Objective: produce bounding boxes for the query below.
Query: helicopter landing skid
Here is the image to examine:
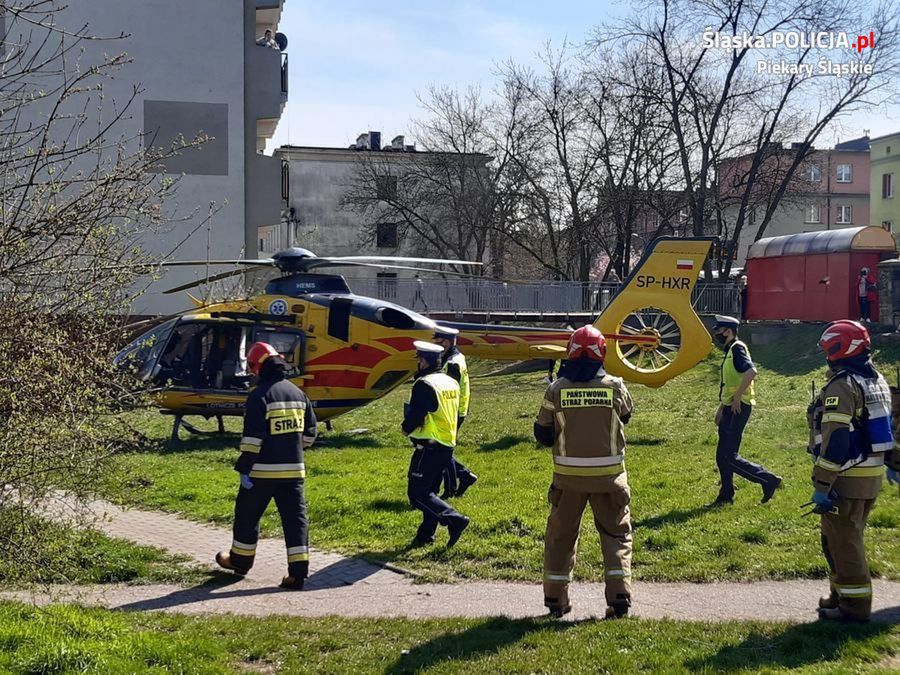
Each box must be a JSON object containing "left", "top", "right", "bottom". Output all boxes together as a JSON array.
[{"left": 164, "top": 412, "right": 227, "bottom": 447}]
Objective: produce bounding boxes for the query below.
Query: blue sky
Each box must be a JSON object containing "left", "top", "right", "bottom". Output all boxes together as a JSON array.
[{"left": 269, "top": 0, "right": 900, "bottom": 150}]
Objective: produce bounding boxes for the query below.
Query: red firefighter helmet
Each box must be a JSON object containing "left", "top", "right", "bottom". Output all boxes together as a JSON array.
[
  {"left": 247, "top": 341, "right": 280, "bottom": 375},
  {"left": 818, "top": 320, "right": 870, "bottom": 362},
  {"left": 567, "top": 325, "right": 607, "bottom": 362}
]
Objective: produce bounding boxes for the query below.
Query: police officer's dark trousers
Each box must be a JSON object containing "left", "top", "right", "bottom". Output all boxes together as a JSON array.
[
  {"left": 230, "top": 479, "right": 309, "bottom": 580},
  {"left": 408, "top": 443, "right": 465, "bottom": 540},
  {"left": 716, "top": 402, "right": 778, "bottom": 500}
]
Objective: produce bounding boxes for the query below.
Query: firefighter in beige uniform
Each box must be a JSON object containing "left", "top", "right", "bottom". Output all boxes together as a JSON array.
[
  {"left": 534, "top": 325, "right": 634, "bottom": 619},
  {"left": 809, "top": 320, "right": 897, "bottom": 621}
]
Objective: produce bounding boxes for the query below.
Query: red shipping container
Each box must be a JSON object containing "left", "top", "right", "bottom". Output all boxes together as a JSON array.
[{"left": 745, "top": 226, "right": 896, "bottom": 322}]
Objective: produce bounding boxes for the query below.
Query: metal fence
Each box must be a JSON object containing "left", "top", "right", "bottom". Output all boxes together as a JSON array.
[{"left": 344, "top": 278, "right": 740, "bottom": 316}]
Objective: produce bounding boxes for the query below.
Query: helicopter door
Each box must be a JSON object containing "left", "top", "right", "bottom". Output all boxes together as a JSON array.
[{"left": 158, "top": 322, "right": 252, "bottom": 392}]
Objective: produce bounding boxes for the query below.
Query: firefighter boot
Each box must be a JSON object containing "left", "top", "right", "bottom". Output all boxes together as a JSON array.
[
  {"left": 279, "top": 575, "right": 305, "bottom": 590},
  {"left": 818, "top": 607, "right": 870, "bottom": 623},
  {"left": 605, "top": 603, "right": 630, "bottom": 620},
  {"left": 215, "top": 551, "right": 249, "bottom": 576},
  {"left": 547, "top": 604, "right": 572, "bottom": 619},
  {"left": 818, "top": 593, "right": 839, "bottom": 610}
]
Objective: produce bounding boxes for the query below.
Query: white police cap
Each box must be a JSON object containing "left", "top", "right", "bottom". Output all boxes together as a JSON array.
[
  {"left": 714, "top": 315, "right": 740, "bottom": 329},
  {"left": 433, "top": 325, "right": 460, "bottom": 339},
  {"left": 413, "top": 340, "right": 444, "bottom": 355}
]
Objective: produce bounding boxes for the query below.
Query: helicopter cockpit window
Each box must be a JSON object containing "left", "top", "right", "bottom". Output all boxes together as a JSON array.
[
  {"left": 114, "top": 318, "right": 177, "bottom": 380},
  {"left": 252, "top": 328, "right": 303, "bottom": 372}
]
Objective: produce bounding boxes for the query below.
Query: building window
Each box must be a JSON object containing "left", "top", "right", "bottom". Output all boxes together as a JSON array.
[
  {"left": 281, "top": 160, "right": 289, "bottom": 201},
  {"left": 887, "top": 146, "right": 892, "bottom": 155},
  {"left": 836, "top": 164, "right": 853, "bottom": 183},
  {"left": 376, "top": 222, "right": 398, "bottom": 248},
  {"left": 883, "top": 221, "right": 893, "bottom": 233},
  {"left": 376, "top": 272, "right": 397, "bottom": 299},
  {"left": 746, "top": 208, "right": 756, "bottom": 226},
  {"left": 806, "top": 164, "right": 821, "bottom": 182},
  {"left": 376, "top": 174, "right": 398, "bottom": 201},
  {"left": 837, "top": 205, "right": 853, "bottom": 224},
  {"left": 804, "top": 204, "right": 821, "bottom": 224},
  {"left": 883, "top": 173, "right": 895, "bottom": 198}
]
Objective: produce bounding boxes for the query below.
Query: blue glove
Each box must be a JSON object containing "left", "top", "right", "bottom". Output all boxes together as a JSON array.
[
  {"left": 240, "top": 474, "right": 254, "bottom": 490},
  {"left": 811, "top": 490, "right": 833, "bottom": 510},
  {"left": 887, "top": 467, "right": 899, "bottom": 486}
]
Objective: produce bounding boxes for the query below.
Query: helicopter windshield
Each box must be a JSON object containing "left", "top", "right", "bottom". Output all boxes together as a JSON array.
[{"left": 114, "top": 318, "right": 178, "bottom": 381}]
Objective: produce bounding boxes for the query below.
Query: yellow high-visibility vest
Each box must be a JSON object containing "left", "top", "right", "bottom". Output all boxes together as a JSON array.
[
  {"left": 409, "top": 372, "right": 460, "bottom": 447},
  {"left": 720, "top": 339, "right": 756, "bottom": 406},
  {"left": 444, "top": 352, "right": 470, "bottom": 417}
]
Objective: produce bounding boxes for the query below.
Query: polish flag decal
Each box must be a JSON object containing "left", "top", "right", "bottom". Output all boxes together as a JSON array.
[{"left": 676, "top": 259, "right": 693, "bottom": 270}]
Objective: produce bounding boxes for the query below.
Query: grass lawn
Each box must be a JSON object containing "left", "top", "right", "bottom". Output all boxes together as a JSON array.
[
  {"left": 0, "top": 602, "right": 896, "bottom": 674},
  {"left": 112, "top": 326, "right": 900, "bottom": 583},
  {"left": 0, "top": 517, "right": 210, "bottom": 587}
]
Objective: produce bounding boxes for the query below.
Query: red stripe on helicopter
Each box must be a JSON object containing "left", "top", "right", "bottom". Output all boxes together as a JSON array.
[
  {"left": 374, "top": 337, "right": 418, "bottom": 352},
  {"left": 306, "top": 370, "right": 370, "bottom": 389},
  {"left": 306, "top": 345, "right": 389, "bottom": 368}
]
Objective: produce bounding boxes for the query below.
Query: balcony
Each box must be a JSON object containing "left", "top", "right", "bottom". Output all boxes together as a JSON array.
[{"left": 247, "top": 42, "right": 287, "bottom": 123}]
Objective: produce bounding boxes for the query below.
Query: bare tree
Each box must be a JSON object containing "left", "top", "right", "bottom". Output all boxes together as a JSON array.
[
  {"left": 340, "top": 87, "right": 497, "bottom": 274},
  {"left": 0, "top": 1, "right": 201, "bottom": 582},
  {"left": 600, "top": 0, "right": 900, "bottom": 275}
]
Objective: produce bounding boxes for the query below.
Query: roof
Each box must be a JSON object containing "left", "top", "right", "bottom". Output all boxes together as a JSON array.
[
  {"left": 833, "top": 136, "right": 870, "bottom": 151},
  {"left": 747, "top": 226, "right": 896, "bottom": 259}
]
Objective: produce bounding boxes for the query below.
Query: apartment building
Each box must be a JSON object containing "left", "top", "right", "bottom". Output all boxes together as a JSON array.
[
  {"left": 869, "top": 132, "right": 900, "bottom": 236},
  {"left": 718, "top": 137, "right": 871, "bottom": 263},
  {"left": 5, "top": 1, "right": 289, "bottom": 313}
]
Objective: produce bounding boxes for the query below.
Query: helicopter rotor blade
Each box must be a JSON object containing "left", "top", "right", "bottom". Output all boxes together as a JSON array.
[
  {"left": 311, "top": 260, "right": 480, "bottom": 277},
  {"left": 162, "top": 265, "right": 271, "bottom": 295},
  {"left": 324, "top": 256, "right": 482, "bottom": 267}
]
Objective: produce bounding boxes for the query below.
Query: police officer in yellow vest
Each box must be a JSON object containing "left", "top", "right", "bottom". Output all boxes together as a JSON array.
[
  {"left": 534, "top": 326, "right": 634, "bottom": 619},
  {"left": 402, "top": 341, "right": 470, "bottom": 548},
  {"left": 434, "top": 326, "right": 478, "bottom": 498},
  {"left": 809, "top": 320, "right": 896, "bottom": 621},
  {"left": 710, "top": 315, "right": 781, "bottom": 507}
]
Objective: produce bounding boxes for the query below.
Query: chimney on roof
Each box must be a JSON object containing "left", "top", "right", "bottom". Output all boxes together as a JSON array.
[
  {"left": 405, "top": 143, "right": 416, "bottom": 152},
  {"left": 391, "top": 135, "right": 405, "bottom": 151},
  {"left": 356, "top": 133, "right": 370, "bottom": 150},
  {"left": 369, "top": 130, "right": 381, "bottom": 151}
]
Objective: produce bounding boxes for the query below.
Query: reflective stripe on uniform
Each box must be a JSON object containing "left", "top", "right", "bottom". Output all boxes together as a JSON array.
[
  {"left": 553, "top": 455, "right": 623, "bottom": 467},
  {"left": 231, "top": 539, "right": 256, "bottom": 555},
  {"left": 822, "top": 412, "right": 853, "bottom": 425},
  {"left": 555, "top": 412, "right": 567, "bottom": 455},
  {"left": 604, "top": 568, "right": 630, "bottom": 578},
  {"left": 287, "top": 545, "right": 309, "bottom": 563},
  {"left": 815, "top": 457, "right": 843, "bottom": 471},
  {"left": 870, "top": 440, "right": 893, "bottom": 452},
  {"left": 842, "top": 466, "right": 884, "bottom": 477},
  {"left": 835, "top": 584, "right": 872, "bottom": 597},
  {"left": 541, "top": 399, "right": 555, "bottom": 411},
  {"left": 249, "top": 462, "right": 306, "bottom": 479},
  {"left": 553, "top": 463, "right": 624, "bottom": 477},
  {"left": 266, "top": 401, "right": 306, "bottom": 412},
  {"left": 240, "top": 436, "right": 262, "bottom": 453},
  {"left": 544, "top": 572, "right": 572, "bottom": 582}
]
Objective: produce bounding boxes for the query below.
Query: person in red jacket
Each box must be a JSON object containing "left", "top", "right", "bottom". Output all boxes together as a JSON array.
[{"left": 857, "top": 267, "right": 877, "bottom": 323}]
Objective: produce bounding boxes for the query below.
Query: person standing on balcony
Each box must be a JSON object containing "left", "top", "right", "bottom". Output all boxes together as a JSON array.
[{"left": 256, "top": 29, "right": 278, "bottom": 49}]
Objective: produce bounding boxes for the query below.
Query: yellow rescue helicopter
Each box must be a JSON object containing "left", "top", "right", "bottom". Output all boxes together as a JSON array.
[{"left": 116, "top": 237, "right": 714, "bottom": 440}]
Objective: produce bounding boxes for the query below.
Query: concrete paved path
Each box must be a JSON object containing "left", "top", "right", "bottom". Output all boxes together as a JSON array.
[{"left": 12, "top": 497, "right": 899, "bottom": 624}]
